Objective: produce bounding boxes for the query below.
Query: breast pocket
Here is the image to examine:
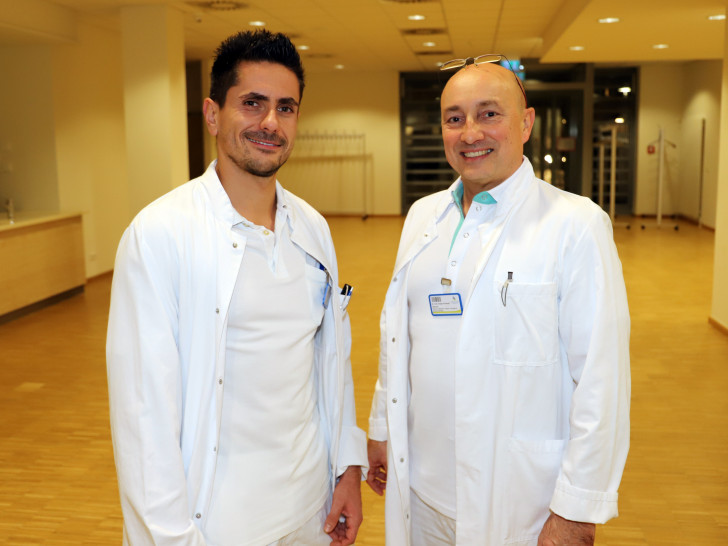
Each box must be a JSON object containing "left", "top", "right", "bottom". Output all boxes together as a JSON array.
[
  {"left": 305, "top": 263, "right": 328, "bottom": 325},
  {"left": 493, "top": 281, "right": 558, "bottom": 366}
]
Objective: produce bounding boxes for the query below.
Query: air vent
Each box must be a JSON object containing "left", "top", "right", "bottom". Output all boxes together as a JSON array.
[
  {"left": 302, "top": 53, "right": 334, "bottom": 59},
  {"left": 401, "top": 28, "right": 447, "bottom": 35},
  {"left": 188, "top": 1, "right": 247, "bottom": 11},
  {"left": 416, "top": 51, "right": 452, "bottom": 57}
]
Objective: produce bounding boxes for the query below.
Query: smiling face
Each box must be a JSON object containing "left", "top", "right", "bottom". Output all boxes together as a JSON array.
[
  {"left": 440, "top": 63, "right": 534, "bottom": 192},
  {"left": 204, "top": 61, "right": 300, "bottom": 181}
]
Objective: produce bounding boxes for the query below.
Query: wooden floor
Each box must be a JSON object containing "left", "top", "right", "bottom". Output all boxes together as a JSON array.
[{"left": 0, "top": 216, "right": 726, "bottom": 545}]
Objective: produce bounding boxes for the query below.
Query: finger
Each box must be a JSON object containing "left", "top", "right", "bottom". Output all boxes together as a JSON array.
[{"left": 323, "top": 510, "right": 342, "bottom": 534}]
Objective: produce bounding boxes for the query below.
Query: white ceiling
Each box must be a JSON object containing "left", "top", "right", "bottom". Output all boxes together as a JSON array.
[{"left": 1, "top": 0, "right": 726, "bottom": 72}]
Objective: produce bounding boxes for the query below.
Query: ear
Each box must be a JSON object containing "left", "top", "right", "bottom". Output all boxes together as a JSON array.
[
  {"left": 521, "top": 107, "right": 535, "bottom": 143},
  {"left": 202, "top": 98, "right": 220, "bottom": 137}
]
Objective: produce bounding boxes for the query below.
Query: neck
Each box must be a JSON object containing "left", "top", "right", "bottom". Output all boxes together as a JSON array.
[
  {"left": 460, "top": 180, "right": 500, "bottom": 216},
  {"left": 216, "top": 160, "right": 277, "bottom": 230}
]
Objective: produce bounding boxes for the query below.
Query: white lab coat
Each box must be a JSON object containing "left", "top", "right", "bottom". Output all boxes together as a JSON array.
[
  {"left": 369, "top": 158, "right": 631, "bottom": 545},
  {"left": 107, "top": 162, "right": 367, "bottom": 545}
]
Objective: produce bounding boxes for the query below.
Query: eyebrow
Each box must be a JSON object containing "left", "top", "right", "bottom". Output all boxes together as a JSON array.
[
  {"left": 443, "top": 99, "right": 501, "bottom": 113},
  {"left": 241, "top": 91, "right": 299, "bottom": 109}
]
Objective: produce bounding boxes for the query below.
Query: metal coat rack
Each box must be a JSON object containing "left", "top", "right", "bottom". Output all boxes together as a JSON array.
[
  {"left": 294, "top": 131, "right": 369, "bottom": 219},
  {"left": 641, "top": 127, "right": 678, "bottom": 230}
]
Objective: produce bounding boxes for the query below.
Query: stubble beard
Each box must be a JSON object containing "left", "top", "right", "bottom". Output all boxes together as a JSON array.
[
  {"left": 231, "top": 154, "right": 285, "bottom": 179},
  {"left": 231, "top": 131, "right": 292, "bottom": 179}
]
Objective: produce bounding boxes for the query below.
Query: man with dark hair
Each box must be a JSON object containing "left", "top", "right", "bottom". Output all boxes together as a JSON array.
[{"left": 107, "top": 29, "right": 366, "bottom": 546}]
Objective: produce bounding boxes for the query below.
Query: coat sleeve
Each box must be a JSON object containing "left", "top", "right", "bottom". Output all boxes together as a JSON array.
[
  {"left": 106, "top": 222, "right": 207, "bottom": 545},
  {"left": 367, "top": 306, "right": 390, "bottom": 442},
  {"left": 550, "top": 210, "right": 631, "bottom": 524},
  {"left": 334, "top": 304, "right": 369, "bottom": 478},
  {"left": 313, "top": 214, "right": 368, "bottom": 478}
]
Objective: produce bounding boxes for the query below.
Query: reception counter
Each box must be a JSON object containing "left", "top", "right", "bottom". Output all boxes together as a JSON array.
[{"left": 0, "top": 213, "right": 85, "bottom": 318}]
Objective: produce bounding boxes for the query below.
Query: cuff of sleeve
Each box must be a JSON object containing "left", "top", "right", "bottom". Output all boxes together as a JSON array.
[
  {"left": 368, "top": 418, "right": 388, "bottom": 442},
  {"left": 549, "top": 477, "right": 619, "bottom": 524},
  {"left": 335, "top": 425, "right": 368, "bottom": 479}
]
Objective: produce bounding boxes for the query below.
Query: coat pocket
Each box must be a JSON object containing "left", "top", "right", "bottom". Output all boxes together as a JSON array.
[
  {"left": 503, "top": 437, "right": 566, "bottom": 545},
  {"left": 493, "top": 281, "right": 558, "bottom": 366}
]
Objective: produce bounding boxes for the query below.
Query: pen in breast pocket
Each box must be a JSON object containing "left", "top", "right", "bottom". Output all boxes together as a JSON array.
[{"left": 501, "top": 271, "right": 513, "bottom": 307}]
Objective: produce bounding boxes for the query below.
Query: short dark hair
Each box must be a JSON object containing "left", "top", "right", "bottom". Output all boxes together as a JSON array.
[{"left": 209, "top": 29, "right": 305, "bottom": 107}]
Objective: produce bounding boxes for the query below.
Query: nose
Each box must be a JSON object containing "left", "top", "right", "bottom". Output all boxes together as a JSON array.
[
  {"left": 461, "top": 116, "right": 483, "bottom": 145},
  {"left": 260, "top": 107, "right": 280, "bottom": 132}
]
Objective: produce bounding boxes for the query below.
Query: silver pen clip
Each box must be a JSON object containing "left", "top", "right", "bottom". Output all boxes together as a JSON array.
[{"left": 501, "top": 271, "right": 513, "bottom": 307}]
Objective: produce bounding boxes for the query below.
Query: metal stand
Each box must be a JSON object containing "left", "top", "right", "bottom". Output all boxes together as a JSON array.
[
  {"left": 641, "top": 128, "right": 678, "bottom": 230},
  {"left": 294, "top": 132, "right": 369, "bottom": 220},
  {"left": 596, "top": 125, "right": 630, "bottom": 229}
]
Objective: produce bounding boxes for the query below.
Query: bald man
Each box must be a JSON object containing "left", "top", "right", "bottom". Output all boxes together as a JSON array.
[{"left": 366, "top": 59, "right": 631, "bottom": 545}]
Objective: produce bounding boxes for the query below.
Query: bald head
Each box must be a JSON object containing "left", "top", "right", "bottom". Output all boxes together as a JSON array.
[
  {"left": 439, "top": 60, "right": 535, "bottom": 192},
  {"left": 442, "top": 62, "right": 526, "bottom": 112}
]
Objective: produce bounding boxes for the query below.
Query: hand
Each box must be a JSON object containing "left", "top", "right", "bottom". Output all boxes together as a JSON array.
[
  {"left": 365, "top": 439, "right": 387, "bottom": 496},
  {"left": 324, "top": 466, "right": 362, "bottom": 546},
  {"left": 537, "top": 512, "right": 595, "bottom": 546}
]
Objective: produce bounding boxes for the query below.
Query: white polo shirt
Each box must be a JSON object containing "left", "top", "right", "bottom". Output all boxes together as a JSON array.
[
  {"left": 205, "top": 203, "right": 330, "bottom": 546},
  {"left": 407, "top": 186, "right": 497, "bottom": 518}
]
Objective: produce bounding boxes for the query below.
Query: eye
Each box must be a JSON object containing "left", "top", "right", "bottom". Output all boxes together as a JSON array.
[
  {"left": 480, "top": 110, "right": 498, "bottom": 119},
  {"left": 445, "top": 115, "right": 463, "bottom": 124},
  {"left": 242, "top": 100, "right": 260, "bottom": 108},
  {"left": 278, "top": 105, "right": 296, "bottom": 114}
]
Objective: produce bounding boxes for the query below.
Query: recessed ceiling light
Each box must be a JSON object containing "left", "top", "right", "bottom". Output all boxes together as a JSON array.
[
  {"left": 423, "top": 41, "right": 436, "bottom": 47},
  {"left": 249, "top": 21, "right": 265, "bottom": 26},
  {"left": 598, "top": 17, "right": 620, "bottom": 24},
  {"left": 408, "top": 14, "right": 426, "bottom": 21},
  {"left": 653, "top": 44, "right": 669, "bottom": 49},
  {"left": 569, "top": 46, "right": 585, "bottom": 51},
  {"left": 334, "top": 64, "right": 345, "bottom": 70},
  {"left": 708, "top": 14, "right": 726, "bottom": 21},
  {"left": 297, "top": 45, "right": 309, "bottom": 51},
  {"left": 618, "top": 86, "right": 631, "bottom": 96},
  {"left": 615, "top": 117, "right": 625, "bottom": 124}
]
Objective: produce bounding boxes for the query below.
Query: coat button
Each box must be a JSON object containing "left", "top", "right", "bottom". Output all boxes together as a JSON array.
[
  {"left": 392, "top": 398, "right": 398, "bottom": 404},
  {"left": 215, "top": 308, "right": 219, "bottom": 314},
  {"left": 195, "top": 513, "right": 201, "bottom": 519},
  {"left": 218, "top": 378, "right": 223, "bottom": 385},
  {"left": 391, "top": 337, "right": 396, "bottom": 343},
  {"left": 232, "top": 242, "right": 238, "bottom": 248}
]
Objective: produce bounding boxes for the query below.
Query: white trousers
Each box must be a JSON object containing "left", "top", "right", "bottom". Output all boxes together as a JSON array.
[
  {"left": 410, "top": 489, "right": 456, "bottom": 545},
  {"left": 267, "top": 503, "right": 330, "bottom": 546}
]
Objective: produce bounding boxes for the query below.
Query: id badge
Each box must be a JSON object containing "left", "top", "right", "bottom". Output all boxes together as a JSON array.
[{"left": 429, "top": 293, "right": 463, "bottom": 316}]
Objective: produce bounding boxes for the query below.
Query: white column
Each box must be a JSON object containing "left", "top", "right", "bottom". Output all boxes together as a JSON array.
[
  {"left": 710, "top": 16, "right": 728, "bottom": 330},
  {"left": 121, "top": 4, "right": 189, "bottom": 216}
]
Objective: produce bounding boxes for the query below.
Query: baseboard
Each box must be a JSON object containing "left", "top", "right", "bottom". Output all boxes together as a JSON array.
[
  {"left": 0, "top": 286, "right": 85, "bottom": 325},
  {"left": 708, "top": 316, "right": 728, "bottom": 337}
]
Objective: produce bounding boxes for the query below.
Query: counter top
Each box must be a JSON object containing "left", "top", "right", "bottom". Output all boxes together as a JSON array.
[{"left": 0, "top": 212, "right": 83, "bottom": 233}]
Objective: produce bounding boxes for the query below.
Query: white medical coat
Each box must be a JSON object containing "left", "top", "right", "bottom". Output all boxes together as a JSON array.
[
  {"left": 369, "top": 159, "right": 631, "bottom": 545},
  {"left": 107, "top": 162, "right": 367, "bottom": 545}
]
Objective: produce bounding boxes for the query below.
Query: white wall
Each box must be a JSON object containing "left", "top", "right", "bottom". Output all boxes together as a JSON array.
[
  {"left": 279, "top": 70, "right": 401, "bottom": 216},
  {"left": 637, "top": 61, "right": 721, "bottom": 229},
  {"left": 679, "top": 61, "right": 722, "bottom": 228},
  {"left": 51, "top": 16, "right": 129, "bottom": 278},
  {"left": 0, "top": 45, "right": 60, "bottom": 214}
]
